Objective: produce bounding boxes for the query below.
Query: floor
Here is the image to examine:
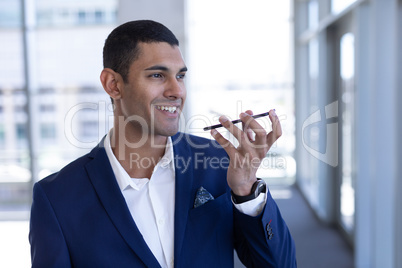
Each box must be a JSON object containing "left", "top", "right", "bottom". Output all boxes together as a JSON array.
[
  {"left": 235, "top": 184, "right": 354, "bottom": 268},
  {"left": 0, "top": 220, "right": 30, "bottom": 268},
  {"left": 0, "top": 184, "right": 354, "bottom": 268}
]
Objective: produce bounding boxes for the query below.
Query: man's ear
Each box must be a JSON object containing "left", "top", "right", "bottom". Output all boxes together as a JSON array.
[{"left": 100, "top": 68, "right": 123, "bottom": 101}]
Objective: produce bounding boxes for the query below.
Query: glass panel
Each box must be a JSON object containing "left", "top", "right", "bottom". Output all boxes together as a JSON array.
[
  {"left": 0, "top": 90, "right": 31, "bottom": 204},
  {"left": 340, "top": 32, "right": 355, "bottom": 232},
  {"left": 33, "top": 0, "right": 118, "bottom": 180},
  {"left": 186, "top": 0, "right": 295, "bottom": 184},
  {"left": 306, "top": 37, "right": 320, "bottom": 207},
  {"left": 36, "top": 0, "right": 117, "bottom": 27},
  {"left": 332, "top": 0, "right": 357, "bottom": 14},
  {"left": 308, "top": 0, "right": 319, "bottom": 29},
  {"left": 0, "top": 0, "right": 30, "bottom": 209},
  {"left": 0, "top": 0, "right": 118, "bottom": 218},
  {"left": 0, "top": 0, "right": 22, "bottom": 27},
  {"left": 36, "top": 91, "right": 113, "bottom": 180}
]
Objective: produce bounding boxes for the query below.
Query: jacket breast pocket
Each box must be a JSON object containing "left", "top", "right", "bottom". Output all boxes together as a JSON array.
[
  {"left": 182, "top": 192, "right": 234, "bottom": 266},
  {"left": 188, "top": 192, "right": 232, "bottom": 224}
]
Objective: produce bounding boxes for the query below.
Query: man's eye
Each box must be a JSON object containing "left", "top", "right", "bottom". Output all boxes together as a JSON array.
[
  {"left": 151, "top": 73, "right": 162, "bottom": 78},
  {"left": 177, "top": 74, "right": 186, "bottom": 79}
]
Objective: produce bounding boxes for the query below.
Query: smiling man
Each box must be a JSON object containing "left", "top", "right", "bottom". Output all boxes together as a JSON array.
[
  {"left": 101, "top": 41, "right": 187, "bottom": 178},
  {"left": 29, "top": 20, "right": 296, "bottom": 268}
]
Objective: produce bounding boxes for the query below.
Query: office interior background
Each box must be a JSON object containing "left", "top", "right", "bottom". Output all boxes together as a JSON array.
[{"left": 0, "top": 0, "right": 401, "bottom": 267}]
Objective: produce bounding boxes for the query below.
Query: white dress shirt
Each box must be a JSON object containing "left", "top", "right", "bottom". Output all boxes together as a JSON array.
[{"left": 104, "top": 130, "right": 266, "bottom": 268}]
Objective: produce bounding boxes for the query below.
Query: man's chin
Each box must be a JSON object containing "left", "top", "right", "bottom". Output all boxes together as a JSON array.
[
  {"left": 155, "top": 125, "right": 180, "bottom": 137},
  {"left": 163, "top": 129, "right": 180, "bottom": 137}
]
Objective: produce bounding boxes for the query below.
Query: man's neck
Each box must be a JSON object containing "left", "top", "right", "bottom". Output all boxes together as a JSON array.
[{"left": 110, "top": 127, "right": 168, "bottom": 179}]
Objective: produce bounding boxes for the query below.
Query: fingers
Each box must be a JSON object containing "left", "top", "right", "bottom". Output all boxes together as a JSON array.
[
  {"left": 242, "top": 110, "right": 254, "bottom": 141},
  {"left": 210, "top": 127, "right": 238, "bottom": 156},
  {"left": 210, "top": 109, "right": 282, "bottom": 154},
  {"left": 239, "top": 112, "right": 268, "bottom": 148},
  {"left": 267, "top": 109, "right": 282, "bottom": 147},
  {"left": 210, "top": 110, "right": 282, "bottom": 194},
  {"left": 218, "top": 115, "right": 251, "bottom": 148},
  {"left": 211, "top": 115, "right": 252, "bottom": 157}
]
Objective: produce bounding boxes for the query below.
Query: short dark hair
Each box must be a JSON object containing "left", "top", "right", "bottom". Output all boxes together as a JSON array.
[{"left": 103, "top": 20, "right": 179, "bottom": 82}]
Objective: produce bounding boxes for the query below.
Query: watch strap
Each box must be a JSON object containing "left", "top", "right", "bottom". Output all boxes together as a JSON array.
[{"left": 231, "top": 179, "right": 267, "bottom": 204}]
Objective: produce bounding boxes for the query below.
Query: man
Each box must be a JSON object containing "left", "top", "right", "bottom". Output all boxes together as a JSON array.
[{"left": 29, "top": 20, "right": 296, "bottom": 267}]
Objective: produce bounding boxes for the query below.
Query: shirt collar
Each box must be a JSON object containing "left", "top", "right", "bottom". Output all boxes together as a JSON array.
[
  {"left": 159, "top": 137, "right": 174, "bottom": 170},
  {"left": 104, "top": 129, "right": 175, "bottom": 192}
]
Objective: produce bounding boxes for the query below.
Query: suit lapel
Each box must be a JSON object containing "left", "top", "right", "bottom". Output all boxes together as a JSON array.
[
  {"left": 172, "top": 133, "right": 194, "bottom": 263},
  {"left": 85, "top": 141, "right": 161, "bottom": 268}
]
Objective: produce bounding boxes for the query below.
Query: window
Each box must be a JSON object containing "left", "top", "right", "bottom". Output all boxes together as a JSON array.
[
  {"left": 339, "top": 32, "right": 355, "bottom": 232},
  {"left": 39, "top": 104, "right": 55, "bottom": 113},
  {"left": 80, "top": 120, "right": 98, "bottom": 140},
  {"left": 295, "top": 0, "right": 359, "bottom": 242},
  {"left": 40, "top": 123, "right": 56, "bottom": 140},
  {"left": 187, "top": 0, "right": 295, "bottom": 183},
  {"left": 95, "top": 10, "right": 104, "bottom": 23},
  {"left": 16, "top": 124, "right": 27, "bottom": 140},
  {"left": 78, "top": 10, "right": 86, "bottom": 23},
  {"left": 15, "top": 123, "right": 28, "bottom": 149},
  {"left": 0, "top": 0, "right": 21, "bottom": 27},
  {"left": 0, "top": 0, "right": 117, "bottom": 217},
  {"left": 332, "top": 0, "right": 357, "bottom": 14},
  {"left": 0, "top": 124, "right": 5, "bottom": 148}
]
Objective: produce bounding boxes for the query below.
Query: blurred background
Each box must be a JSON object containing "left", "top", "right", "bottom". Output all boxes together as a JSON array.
[{"left": 0, "top": 0, "right": 401, "bottom": 267}]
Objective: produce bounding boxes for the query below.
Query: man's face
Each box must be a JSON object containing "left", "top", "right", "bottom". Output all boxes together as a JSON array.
[{"left": 118, "top": 42, "right": 187, "bottom": 138}]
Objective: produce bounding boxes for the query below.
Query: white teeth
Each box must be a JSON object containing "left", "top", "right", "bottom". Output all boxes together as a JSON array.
[{"left": 157, "top": 106, "right": 177, "bottom": 113}]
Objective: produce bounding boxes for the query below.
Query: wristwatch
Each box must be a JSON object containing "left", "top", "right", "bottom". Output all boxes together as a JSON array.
[{"left": 231, "top": 179, "right": 267, "bottom": 204}]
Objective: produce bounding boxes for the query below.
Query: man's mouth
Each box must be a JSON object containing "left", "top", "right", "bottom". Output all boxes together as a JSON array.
[{"left": 156, "top": 105, "right": 178, "bottom": 114}]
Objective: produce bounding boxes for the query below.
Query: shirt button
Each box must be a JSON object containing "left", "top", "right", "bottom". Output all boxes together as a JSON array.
[{"left": 158, "top": 218, "right": 165, "bottom": 225}]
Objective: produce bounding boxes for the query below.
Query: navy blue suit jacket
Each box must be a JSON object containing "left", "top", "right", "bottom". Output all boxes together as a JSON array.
[{"left": 29, "top": 133, "right": 296, "bottom": 267}]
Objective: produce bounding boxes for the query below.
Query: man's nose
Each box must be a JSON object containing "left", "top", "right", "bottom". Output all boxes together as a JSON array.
[{"left": 164, "top": 77, "right": 185, "bottom": 100}]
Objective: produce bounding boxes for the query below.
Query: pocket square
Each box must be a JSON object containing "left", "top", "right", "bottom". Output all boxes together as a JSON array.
[{"left": 194, "top": 187, "right": 215, "bottom": 208}]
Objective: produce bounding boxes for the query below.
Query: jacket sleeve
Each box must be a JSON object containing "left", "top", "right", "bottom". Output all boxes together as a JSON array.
[
  {"left": 233, "top": 189, "right": 297, "bottom": 268},
  {"left": 29, "top": 183, "right": 72, "bottom": 268}
]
